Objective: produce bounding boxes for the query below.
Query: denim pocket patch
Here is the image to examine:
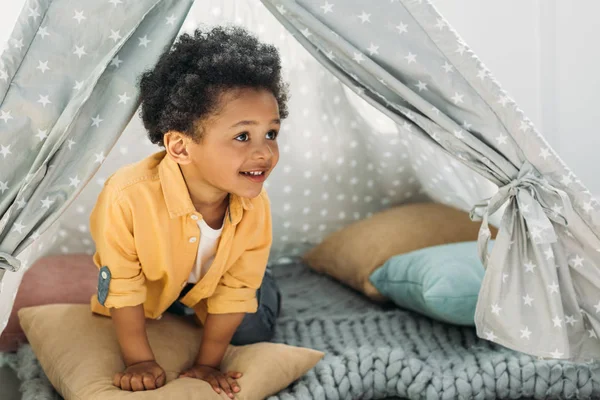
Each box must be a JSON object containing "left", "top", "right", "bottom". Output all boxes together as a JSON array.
[{"left": 97, "top": 266, "right": 111, "bottom": 306}]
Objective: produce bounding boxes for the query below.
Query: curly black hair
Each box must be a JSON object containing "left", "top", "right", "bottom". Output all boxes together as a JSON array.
[{"left": 138, "top": 26, "right": 289, "bottom": 147}]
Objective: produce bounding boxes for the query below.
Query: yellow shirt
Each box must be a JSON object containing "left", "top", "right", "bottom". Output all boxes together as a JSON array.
[{"left": 89, "top": 150, "right": 272, "bottom": 324}]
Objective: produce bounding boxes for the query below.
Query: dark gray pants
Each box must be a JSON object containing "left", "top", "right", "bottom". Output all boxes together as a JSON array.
[{"left": 166, "top": 269, "right": 281, "bottom": 345}]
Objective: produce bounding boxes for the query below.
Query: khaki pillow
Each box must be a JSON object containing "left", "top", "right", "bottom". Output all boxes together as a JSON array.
[
  {"left": 303, "top": 202, "right": 496, "bottom": 301},
  {"left": 19, "top": 304, "right": 324, "bottom": 400}
]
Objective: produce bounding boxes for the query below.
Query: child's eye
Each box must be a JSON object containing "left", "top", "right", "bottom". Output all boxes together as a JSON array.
[
  {"left": 266, "top": 130, "right": 279, "bottom": 140},
  {"left": 235, "top": 132, "right": 250, "bottom": 142}
]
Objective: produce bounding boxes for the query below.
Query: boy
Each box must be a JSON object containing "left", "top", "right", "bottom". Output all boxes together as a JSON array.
[{"left": 89, "top": 26, "right": 288, "bottom": 398}]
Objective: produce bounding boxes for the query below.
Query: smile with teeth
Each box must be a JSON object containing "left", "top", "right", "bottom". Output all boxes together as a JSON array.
[{"left": 240, "top": 171, "right": 265, "bottom": 176}]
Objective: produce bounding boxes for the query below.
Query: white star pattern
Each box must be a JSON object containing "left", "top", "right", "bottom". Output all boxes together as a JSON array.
[
  {"left": 396, "top": 22, "right": 408, "bottom": 34},
  {"left": 91, "top": 115, "right": 103, "bottom": 127},
  {"left": 0, "top": 110, "right": 13, "bottom": 123},
  {"left": 550, "top": 349, "right": 564, "bottom": 358},
  {"left": 552, "top": 315, "right": 562, "bottom": 328},
  {"left": 67, "top": 139, "right": 76, "bottom": 150},
  {"left": 138, "top": 35, "right": 151, "bottom": 47},
  {"left": 109, "top": 30, "right": 122, "bottom": 42},
  {"left": 451, "top": 93, "right": 464, "bottom": 104},
  {"left": 571, "top": 254, "right": 584, "bottom": 268},
  {"left": 15, "top": 198, "right": 26, "bottom": 209},
  {"left": 109, "top": 0, "right": 122, "bottom": 6},
  {"left": 416, "top": 81, "right": 428, "bottom": 91},
  {"left": 367, "top": 43, "right": 379, "bottom": 56},
  {"left": 0, "top": 145, "right": 11, "bottom": 158},
  {"left": 523, "top": 294, "right": 534, "bottom": 306},
  {"left": 589, "top": 329, "right": 598, "bottom": 339},
  {"left": 69, "top": 176, "right": 81, "bottom": 188},
  {"left": 0, "top": 181, "right": 8, "bottom": 194},
  {"left": 36, "top": 26, "right": 50, "bottom": 39},
  {"left": 28, "top": 7, "right": 41, "bottom": 21},
  {"left": 442, "top": 61, "right": 454, "bottom": 73},
  {"left": 358, "top": 11, "right": 371, "bottom": 23},
  {"left": 548, "top": 281, "right": 559, "bottom": 294},
  {"left": 539, "top": 148, "right": 551, "bottom": 160},
  {"left": 35, "top": 129, "right": 48, "bottom": 141},
  {"left": 166, "top": 14, "right": 176, "bottom": 25},
  {"left": 520, "top": 326, "right": 531, "bottom": 340},
  {"left": 485, "top": 331, "right": 496, "bottom": 341},
  {"left": 491, "top": 303, "right": 501, "bottom": 315},
  {"left": 561, "top": 174, "right": 573, "bottom": 186},
  {"left": 404, "top": 52, "right": 417, "bottom": 64},
  {"left": 94, "top": 152, "right": 106, "bottom": 164},
  {"left": 73, "top": 10, "right": 86, "bottom": 24},
  {"left": 73, "top": 45, "right": 87, "bottom": 59},
  {"left": 12, "top": 38, "right": 24, "bottom": 50},
  {"left": 496, "top": 134, "right": 508, "bottom": 145},
  {"left": 519, "top": 120, "right": 530, "bottom": 132},
  {"left": 110, "top": 55, "right": 123, "bottom": 68},
  {"left": 320, "top": 2, "right": 334, "bottom": 14},
  {"left": 118, "top": 92, "right": 131, "bottom": 104},
  {"left": 36, "top": 60, "right": 50, "bottom": 73},
  {"left": 524, "top": 260, "right": 536, "bottom": 273},
  {"left": 37, "top": 94, "right": 52, "bottom": 107},
  {"left": 41, "top": 197, "right": 54, "bottom": 209},
  {"left": 565, "top": 315, "right": 577, "bottom": 326},
  {"left": 583, "top": 201, "right": 594, "bottom": 213},
  {"left": 11, "top": 221, "right": 26, "bottom": 233},
  {"left": 353, "top": 52, "right": 365, "bottom": 63}
]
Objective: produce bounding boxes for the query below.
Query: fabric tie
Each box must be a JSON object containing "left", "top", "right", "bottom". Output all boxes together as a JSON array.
[
  {"left": 469, "top": 161, "right": 571, "bottom": 267},
  {"left": 0, "top": 251, "right": 21, "bottom": 272}
]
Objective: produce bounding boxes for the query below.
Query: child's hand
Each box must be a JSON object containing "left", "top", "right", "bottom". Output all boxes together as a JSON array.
[
  {"left": 113, "top": 360, "right": 166, "bottom": 391},
  {"left": 179, "top": 364, "right": 242, "bottom": 398}
]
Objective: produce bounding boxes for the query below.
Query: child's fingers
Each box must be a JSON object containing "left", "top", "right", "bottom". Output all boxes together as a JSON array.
[
  {"left": 143, "top": 373, "right": 156, "bottom": 390},
  {"left": 155, "top": 370, "right": 166, "bottom": 387},
  {"left": 227, "top": 376, "right": 241, "bottom": 393},
  {"left": 227, "top": 371, "right": 243, "bottom": 378},
  {"left": 120, "top": 374, "right": 133, "bottom": 391},
  {"left": 208, "top": 376, "right": 221, "bottom": 393},
  {"left": 113, "top": 372, "right": 124, "bottom": 388},
  {"left": 217, "top": 375, "right": 234, "bottom": 398},
  {"left": 130, "top": 374, "right": 145, "bottom": 391}
]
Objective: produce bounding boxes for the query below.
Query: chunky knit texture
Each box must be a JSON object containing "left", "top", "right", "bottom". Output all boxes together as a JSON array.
[{"left": 2, "top": 260, "right": 600, "bottom": 399}]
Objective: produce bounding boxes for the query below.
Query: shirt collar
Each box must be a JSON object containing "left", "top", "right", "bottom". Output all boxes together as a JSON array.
[{"left": 157, "top": 151, "right": 253, "bottom": 223}]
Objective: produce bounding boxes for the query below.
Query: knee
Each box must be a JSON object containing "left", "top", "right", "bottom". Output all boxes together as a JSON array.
[{"left": 230, "top": 310, "right": 276, "bottom": 346}]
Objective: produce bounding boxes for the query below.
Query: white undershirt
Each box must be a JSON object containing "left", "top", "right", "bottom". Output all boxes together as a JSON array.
[{"left": 187, "top": 218, "right": 224, "bottom": 284}]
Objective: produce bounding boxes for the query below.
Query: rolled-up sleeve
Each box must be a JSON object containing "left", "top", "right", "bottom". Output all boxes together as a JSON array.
[
  {"left": 89, "top": 185, "right": 146, "bottom": 309},
  {"left": 206, "top": 192, "right": 272, "bottom": 315}
]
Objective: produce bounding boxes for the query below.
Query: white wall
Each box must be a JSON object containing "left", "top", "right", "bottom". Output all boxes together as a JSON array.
[
  {"left": 434, "top": 0, "right": 600, "bottom": 196},
  {"left": 1, "top": 0, "right": 599, "bottom": 196}
]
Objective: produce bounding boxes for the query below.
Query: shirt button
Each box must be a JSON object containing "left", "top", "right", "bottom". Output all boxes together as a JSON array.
[
  {"left": 189, "top": 237, "right": 197, "bottom": 243},
  {"left": 190, "top": 215, "right": 199, "bottom": 221},
  {"left": 101, "top": 271, "right": 108, "bottom": 279},
  {"left": 156, "top": 315, "right": 162, "bottom": 320}
]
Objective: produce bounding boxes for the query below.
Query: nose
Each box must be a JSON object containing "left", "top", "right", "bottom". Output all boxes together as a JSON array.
[{"left": 253, "top": 140, "right": 274, "bottom": 160}]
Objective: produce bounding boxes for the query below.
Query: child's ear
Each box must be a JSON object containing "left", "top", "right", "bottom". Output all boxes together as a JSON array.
[{"left": 164, "top": 131, "right": 192, "bottom": 164}]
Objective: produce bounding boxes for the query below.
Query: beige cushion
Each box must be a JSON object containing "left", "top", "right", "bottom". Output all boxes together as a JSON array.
[
  {"left": 303, "top": 202, "right": 496, "bottom": 301},
  {"left": 19, "top": 304, "right": 324, "bottom": 400}
]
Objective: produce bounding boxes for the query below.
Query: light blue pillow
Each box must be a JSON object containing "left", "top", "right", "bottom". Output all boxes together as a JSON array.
[{"left": 369, "top": 241, "right": 491, "bottom": 326}]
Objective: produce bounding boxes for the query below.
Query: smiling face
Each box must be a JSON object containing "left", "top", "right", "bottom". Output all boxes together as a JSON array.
[{"left": 166, "top": 87, "right": 281, "bottom": 203}]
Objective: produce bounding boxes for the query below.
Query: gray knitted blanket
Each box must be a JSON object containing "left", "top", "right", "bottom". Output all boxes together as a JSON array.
[{"left": 3, "top": 260, "right": 600, "bottom": 399}]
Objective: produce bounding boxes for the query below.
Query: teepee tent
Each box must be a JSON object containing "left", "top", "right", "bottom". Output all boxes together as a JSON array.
[{"left": 0, "top": 0, "right": 599, "bottom": 390}]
